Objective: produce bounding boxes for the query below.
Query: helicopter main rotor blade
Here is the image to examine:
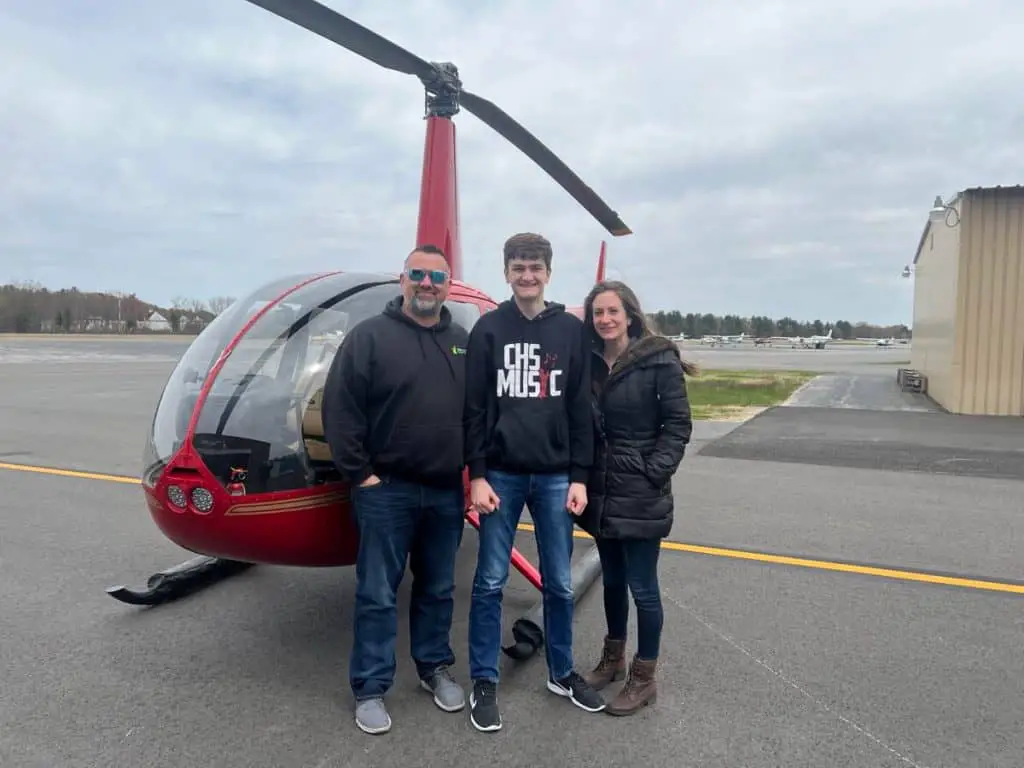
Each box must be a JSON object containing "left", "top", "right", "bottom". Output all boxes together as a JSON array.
[
  {"left": 241, "top": 0, "right": 435, "bottom": 80},
  {"left": 240, "top": 0, "right": 631, "bottom": 237},
  {"left": 460, "top": 90, "right": 631, "bottom": 237}
]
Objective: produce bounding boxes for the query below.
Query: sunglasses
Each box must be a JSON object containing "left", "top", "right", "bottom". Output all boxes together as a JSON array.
[{"left": 406, "top": 267, "right": 449, "bottom": 284}]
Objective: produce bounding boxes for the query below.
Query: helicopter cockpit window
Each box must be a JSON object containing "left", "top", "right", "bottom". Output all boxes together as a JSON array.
[
  {"left": 144, "top": 273, "right": 325, "bottom": 484},
  {"left": 145, "top": 272, "right": 488, "bottom": 493},
  {"left": 445, "top": 300, "right": 482, "bottom": 332},
  {"left": 187, "top": 278, "right": 403, "bottom": 493}
]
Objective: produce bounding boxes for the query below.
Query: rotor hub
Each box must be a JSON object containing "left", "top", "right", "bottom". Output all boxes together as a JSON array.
[{"left": 421, "top": 62, "right": 461, "bottom": 118}]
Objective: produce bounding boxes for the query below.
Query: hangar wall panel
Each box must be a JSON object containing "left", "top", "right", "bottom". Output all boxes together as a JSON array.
[
  {"left": 911, "top": 206, "right": 962, "bottom": 411},
  {"left": 955, "top": 189, "right": 1024, "bottom": 416}
]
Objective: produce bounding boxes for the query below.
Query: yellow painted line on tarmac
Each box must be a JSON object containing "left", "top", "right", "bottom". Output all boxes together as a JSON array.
[
  {"left": 515, "top": 523, "right": 1024, "bottom": 595},
  {"left": 4, "top": 460, "right": 1021, "bottom": 595},
  {"left": 516, "top": 521, "right": 593, "bottom": 542},
  {"left": 0, "top": 461, "right": 141, "bottom": 485},
  {"left": 662, "top": 541, "right": 1024, "bottom": 595}
]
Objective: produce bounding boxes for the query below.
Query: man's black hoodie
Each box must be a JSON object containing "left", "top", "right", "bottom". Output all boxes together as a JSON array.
[
  {"left": 321, "top": 295, "right": 470, "bottom": 489},
  {"left": 464, "top": 298, "right": 592, "bottom": 484}
]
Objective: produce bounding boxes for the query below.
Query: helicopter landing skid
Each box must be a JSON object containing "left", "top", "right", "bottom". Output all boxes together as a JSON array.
[{"left": 106, "top": 555, "right": 253, "bottom": 606}]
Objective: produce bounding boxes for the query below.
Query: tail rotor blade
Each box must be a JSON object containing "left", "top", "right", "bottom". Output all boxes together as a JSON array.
[
  {"left": 242, "top": 0, "right": 435, "bottom": 80},
  {"left": 460, "top": 90, "right": 631, "bottom": 237}
]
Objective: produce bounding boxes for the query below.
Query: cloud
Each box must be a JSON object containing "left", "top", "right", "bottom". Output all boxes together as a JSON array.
[{"left": 2, "top": 0, "right": 1023, "bottom": 325}]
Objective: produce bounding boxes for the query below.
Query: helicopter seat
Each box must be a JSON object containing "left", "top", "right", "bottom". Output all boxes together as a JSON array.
[{"left": 301, "top": 385, "right": 334, "bottom": 464}]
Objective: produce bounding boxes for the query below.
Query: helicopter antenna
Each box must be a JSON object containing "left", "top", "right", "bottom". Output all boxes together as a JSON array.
[{"left": 241, "top": 0, "right": 631, "bottom": 238}]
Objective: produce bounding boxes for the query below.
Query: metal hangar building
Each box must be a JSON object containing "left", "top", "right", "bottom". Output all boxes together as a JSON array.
[{"left": 907, "top": 185, "right": 1024, "bottom": 416}]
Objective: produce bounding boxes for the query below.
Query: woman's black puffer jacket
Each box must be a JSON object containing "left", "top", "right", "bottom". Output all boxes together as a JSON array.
[{"left": 577, "top": 334, "right": 693, "bottom": 540}]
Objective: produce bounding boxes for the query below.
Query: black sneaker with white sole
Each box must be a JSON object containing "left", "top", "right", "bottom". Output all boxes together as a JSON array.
[
  {"left": 469, "top": 679, "right": 501, "bottom": 732},
  {"left": 547, "top": 670, "right": 607, "bottom": 712}
]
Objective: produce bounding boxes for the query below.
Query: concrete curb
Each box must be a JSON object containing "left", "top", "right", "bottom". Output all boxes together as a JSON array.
[{"left": 781, "top": 374, "right": 823, "bottom": 406}]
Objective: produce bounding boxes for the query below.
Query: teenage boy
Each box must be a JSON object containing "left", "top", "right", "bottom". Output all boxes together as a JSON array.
[{"left": 463, "top": 232, "right": 605, "bottom": 732}]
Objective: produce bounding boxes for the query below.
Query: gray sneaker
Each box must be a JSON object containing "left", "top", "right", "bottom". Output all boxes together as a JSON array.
[
  {"left": 354, "top": 697, "right": 391, "bottom": 734},
  {"left": 420, "top": 666, "right": 465, "bottom": 712}
]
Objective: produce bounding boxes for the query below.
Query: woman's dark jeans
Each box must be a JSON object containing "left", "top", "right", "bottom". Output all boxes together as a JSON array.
[{"left": 595, "top": 536, "right": 663, "bottom": 659}]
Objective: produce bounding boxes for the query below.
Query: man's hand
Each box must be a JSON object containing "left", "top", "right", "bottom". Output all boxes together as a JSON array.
[
  {"left": 359, "top": 474, "right": 382, "bottom": 488},
  {"left": 565, "top": 482, "right": 587, "bottom": 516},
  {"left": 471, "top": 478, "right": 500, "bottom": 514}
]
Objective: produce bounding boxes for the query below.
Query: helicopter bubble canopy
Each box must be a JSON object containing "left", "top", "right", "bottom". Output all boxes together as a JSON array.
[{"left": 142, "top": 271, "right": 483, "bottom": 493}]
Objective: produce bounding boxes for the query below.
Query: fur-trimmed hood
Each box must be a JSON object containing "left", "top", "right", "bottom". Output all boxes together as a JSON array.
[
  {"left": 610, "top": 334, "right": 679, "bottom": 372},
  {"left": 604, "top": 334, "right": 698, "bottom": 379}
]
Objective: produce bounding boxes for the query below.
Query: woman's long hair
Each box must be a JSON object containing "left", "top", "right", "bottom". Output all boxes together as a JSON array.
[{"left": 583, "top": 280, "right": 698, "bottom": 376}]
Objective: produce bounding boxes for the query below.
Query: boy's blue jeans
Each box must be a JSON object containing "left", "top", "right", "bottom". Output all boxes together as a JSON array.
[{"left": 468, "top": 469, "right": 576, "bottom": 683}]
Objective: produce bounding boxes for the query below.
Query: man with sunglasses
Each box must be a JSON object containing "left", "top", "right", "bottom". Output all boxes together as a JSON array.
[{"left": 322, "top": 244, "right": 471, "bottom": 736}]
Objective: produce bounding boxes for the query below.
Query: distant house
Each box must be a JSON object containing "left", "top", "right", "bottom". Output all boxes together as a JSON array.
[
  {"left": 178, "top": 310, "right": 214, "bottom": 332},
  {"left": 80, "top": 316, "right": 127, "bottom": 334},
  {"left": 140, "top": 310, "right": 172, "bottom": 332}
]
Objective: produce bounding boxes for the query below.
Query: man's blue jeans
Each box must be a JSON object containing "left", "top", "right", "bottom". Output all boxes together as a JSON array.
[
  {"left": 349, "top": 476, "right": 465, "bottom": 701},
  {"left": 468, "top": 469, "right": 576, "bottom": 683}
]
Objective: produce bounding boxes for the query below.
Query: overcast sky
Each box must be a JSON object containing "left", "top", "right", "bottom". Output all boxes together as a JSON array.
[{"left": 3, "top": 0, "right": 1022, "bottom": 326}]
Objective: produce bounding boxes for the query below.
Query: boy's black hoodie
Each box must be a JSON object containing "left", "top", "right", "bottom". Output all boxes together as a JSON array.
[
  {"left": 464, "top": 299, "right": 592, "bottom": 484},
  {"left": 321, "top": 296, "right": 469, "bottom": 489}
]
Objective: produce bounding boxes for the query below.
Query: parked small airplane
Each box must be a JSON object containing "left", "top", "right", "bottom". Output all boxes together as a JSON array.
[
  {"left": 782, "top": 328, "right": 833, "bottom": 349},
  {"left": 700, "top": 333, "right": 746, "bottom": 347}
]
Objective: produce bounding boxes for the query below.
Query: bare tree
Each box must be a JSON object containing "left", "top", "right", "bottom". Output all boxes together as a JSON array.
[{"left": 207, "top": 296, "right": 236, "bottom": 315}]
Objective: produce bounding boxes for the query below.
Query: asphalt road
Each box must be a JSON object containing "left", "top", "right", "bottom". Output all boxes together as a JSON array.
[
  {"left": 678, "top": 340, "right": 935, "bottom": 412},
  {"left": 782, "top": 373, "right": 939, "bottom": 411},
  {"left": 676, "top": 340, "right": 911, "bottom": 374},
  {"left": 700, "top": 406, "right": 1024, "bottom": 482},
  {"left": 1, "top": 335, "right": 1022, "bottom": 767}
]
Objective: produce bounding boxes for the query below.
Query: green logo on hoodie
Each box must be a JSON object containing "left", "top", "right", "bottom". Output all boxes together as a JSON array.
[{"left": 451, "top": 345, "right": 467, "bottom": 356}]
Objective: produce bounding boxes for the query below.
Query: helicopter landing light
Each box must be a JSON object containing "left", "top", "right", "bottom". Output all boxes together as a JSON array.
[
  {"left": 167, "top": 485, "right": 187, "bottom": 508},
  {"left": 191, "top": 487, "right": 214, "bottom": 514}
]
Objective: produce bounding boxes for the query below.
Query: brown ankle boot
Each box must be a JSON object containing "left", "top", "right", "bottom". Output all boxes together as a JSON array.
[
  {"left": 605, "top": 655, "right": 657, "bottom": 716},
  {"left": 581, "top": 636, "right": 626, "bottom": 691}
]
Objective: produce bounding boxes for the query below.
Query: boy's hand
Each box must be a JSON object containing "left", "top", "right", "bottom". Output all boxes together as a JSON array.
[
  {"left": 471, "top": 478, "right": 500, "bottom": 514},
  {"left": 566, "top": 482, "right": 588, "bottom": 516}
]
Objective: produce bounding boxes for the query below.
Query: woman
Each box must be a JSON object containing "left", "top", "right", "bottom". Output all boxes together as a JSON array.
[{"left": 576, "top": 280, "right": 696, "bottom": 716}]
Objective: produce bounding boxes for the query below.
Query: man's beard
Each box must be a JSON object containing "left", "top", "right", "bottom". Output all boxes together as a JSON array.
[{"left": 409, "top": 292, "right": 440, "bottom": 316}]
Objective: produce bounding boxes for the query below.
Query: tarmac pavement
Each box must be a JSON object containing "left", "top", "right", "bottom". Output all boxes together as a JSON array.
[
  {"left": 676, "top": 340, "right": 911, "bottom": 374},
  {"left": 781, "top": 372, "right": 939, "bottom": 411},
  {"left": 1, "top": 335, "right": 1022, "bottom": 767},
  {"left": 699, "top": 406, "right": 1024, "bottom": 481}
]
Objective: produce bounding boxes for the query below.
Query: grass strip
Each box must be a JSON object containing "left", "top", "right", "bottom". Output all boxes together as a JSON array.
[{"left": 687, "top": 368, "right": 819, "bottom": 420}]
